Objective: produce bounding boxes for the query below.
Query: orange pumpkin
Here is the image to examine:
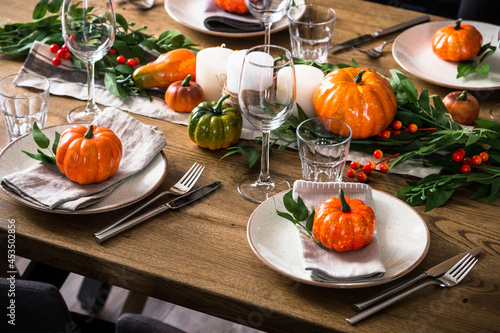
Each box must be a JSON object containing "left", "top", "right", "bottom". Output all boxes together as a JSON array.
[
  {"left": 442, "top": 90, "right": 480, "bottom": 125},
  {"left": 56, "top": 125, "right": 123, "bottom": 185},
  {"left": 313, "top": 189, "right": 376, "bottom": 252},
  {"left": 165, "top": 74, "right": 204, "bottom": 112},
  {"left": 432, "top": 19, "right": 483, "bottom": 61},
  {"left": 313, "top": 68, "right": 397, "bottom": 139},
  {"left": 214, "top": 0, "right": 249, "bottom": 14}
]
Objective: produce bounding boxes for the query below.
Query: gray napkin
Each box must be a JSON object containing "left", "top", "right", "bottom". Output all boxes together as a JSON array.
[
  {"left": 203, "top": 1, "right": 264, "bottom": 33},
  {"left": 293, "top": 180, "right": 386, "bottom": 282},
  {"left": 0, "top": 107, "right": 167, "bottom": 211}
]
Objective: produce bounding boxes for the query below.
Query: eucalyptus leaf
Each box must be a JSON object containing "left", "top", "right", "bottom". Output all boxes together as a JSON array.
[{"left": 32, "top": 122, "right": 50, "bottom": 148}]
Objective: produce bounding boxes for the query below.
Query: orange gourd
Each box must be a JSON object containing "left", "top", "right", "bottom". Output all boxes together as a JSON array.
[
  {"left": 313, "top": 189, "right": 376, "bottom": 252},
  {"left": 214, "top": 0, "right": 249, "bottom": 14},
  {"left": 432, "top": 19, "right": 483, "bottom": 61},
  {"left": 313, "top": 67, "right": 397, "bottom": 139},
  {"left": 165, "top": 74, "right": 204, "bottom": 112},
  {"left": 56, "top": 125, "right": 123, "bottom": 185},
  {"left": 442, "top": 90, "right": 480, "bottom": 125}
]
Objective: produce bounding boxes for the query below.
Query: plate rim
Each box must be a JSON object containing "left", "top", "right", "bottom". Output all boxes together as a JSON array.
[
  {"left": 0, "top": 123, "right": 168, "bottom": 215},
  {"left": 246, "top": 189, "right": 430, "bottom": 288},
  {"left": 392, "top": 20, "right": 500, "bottom": 91}
]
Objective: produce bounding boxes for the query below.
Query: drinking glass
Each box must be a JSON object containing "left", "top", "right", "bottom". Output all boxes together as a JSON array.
[
  {"left": 245, "top": 0, "right": 292, "bottom": 45},
  {"left": 238, "top": 45, "right": 296, "bottom": 203},
  {"left": 62, "top": 0, "right": 116, "bottom": 122}
]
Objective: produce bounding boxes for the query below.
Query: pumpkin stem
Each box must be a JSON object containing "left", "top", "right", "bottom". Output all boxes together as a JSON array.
[
  {"left": 339, "top": 189, "right": 351, "bottom": 212},
  {"left": 214, "top": 94, "right": 230, "bottom": 115},
  {"left": 458, "top": 90, "right": 468, "bottom": 101},
  {"left": 453, "top": 18, "right": 463, "bottom": 30},
  {"left": 181, "top": 74, "right": 192, "bottom": 87},
  {"left": 353, "top": 70, "right": 366, "bottom": 84},
  {"left": 84, "top": 125, "right": 94, "bottom": 139}
]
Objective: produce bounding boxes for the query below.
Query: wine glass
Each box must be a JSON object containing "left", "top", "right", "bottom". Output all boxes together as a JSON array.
[
  {"left": 238, "top": 45, "right": 296, "bottom": 203},
  {"left": 245, "top": 0, "right": 292, "bottom": 45},
  {"left": 62, "top": 0, "right": 116, "bottom": 122}
]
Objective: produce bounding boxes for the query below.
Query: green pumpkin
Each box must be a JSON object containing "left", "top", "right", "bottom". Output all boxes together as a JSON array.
[{"left": 188, "top": 94, "right": 243, "bottom": 150}]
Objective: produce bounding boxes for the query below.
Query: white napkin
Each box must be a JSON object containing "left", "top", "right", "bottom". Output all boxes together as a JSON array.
[
  {"left": 293, "top": 180, "right": 386, "bottom": 282},
  {"left": 203, "top": 1, "right": 264, "bottom": 33},
  {"left": 0, "top": 107, "right": 167, "bottom": 211}
]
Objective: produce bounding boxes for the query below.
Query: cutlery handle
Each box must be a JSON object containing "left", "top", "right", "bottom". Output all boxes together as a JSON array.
[
  {"left": 354, "top": 272, "right": 428, "bottom": 311},
  {"left": 374, "top": 15, "right": 429, "bottom": 37},
  {"left": 347, "top": 280, "right": 438, "bottom": 325},
  {"left": 94, "top": 205, "right": 170, "bottom": 244}
]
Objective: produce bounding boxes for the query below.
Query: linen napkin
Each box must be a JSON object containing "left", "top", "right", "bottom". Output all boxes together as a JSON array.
[
  {"left": 203, "top": 1, "right": 264, "bottom": 33},
  {"left": 0, "top": 107, "right": 167, "bottom": 211},
  {"left": 292, "top": 180, "right": 386, "bottom": 282}
]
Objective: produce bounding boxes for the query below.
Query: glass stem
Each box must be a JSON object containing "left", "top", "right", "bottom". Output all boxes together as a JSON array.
[
  {"left": 85, "top": 61, "right": 97, "bottom": 112},
  {"left": 264, "top": 22, "right": 272, "bottom": 45},
  {"left": 258, "top": 130, "right": 272, "bottom": 184}
]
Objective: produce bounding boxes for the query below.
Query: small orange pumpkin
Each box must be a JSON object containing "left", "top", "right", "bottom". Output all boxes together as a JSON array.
[
  {"left": 214, "top": 0, "right": 249, "bottom": 14},
  {"left": 165, "top": 74, "right": 204, "bottom": 112},
  {"left": 432, "top": 19, "right": 483, "bottom": 61},
  {"left": 313, "top": 68, "right": 397, "bottom": 139},
  {"left": 442, "top": 90, "right": 480, "bottom": 125},
  {"left": 313, "top": 189, "right": 376, "bottom": 252},
  {"left": 56, "top": 125, "right": 123, "bottom": 185}
]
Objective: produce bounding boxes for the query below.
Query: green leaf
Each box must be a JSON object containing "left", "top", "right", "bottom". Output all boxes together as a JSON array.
[
  {"left": 487, "top": 178, "right": 500, "bottom": 203},
  {"left": 51, "top": 131, "right": 60, "bottom": 155},
  {"left": 470, "top": 184, "right": 491, "bottom": 200},
  {"left": 456, "top": 61, "right": 476, "bottom": 79},
  {"left": 47, "top": 0, "right": 63, "bottom": 13},
  {"left": 32, "top": 122, "right": 50, "bottom": 148},
  {"left": 293, "top": 196, "right": 309, "bottom": 221},
  {"left": 282, "top": 190, "right": 298, "bottom": 213},
  {"left": 276, "top": 211, "right": 297, "bottom": 224},
  {"left": 33, "top": 0, "right": 49, "bottom": 20},
  {"left": 425, "top": 188, "right": 455, "bottom": 211},
  {"left": 305, "top": 207, "right": 315, "bottom": 232},
  {"left": 475, "top": 63, "right": 490, "bottom": 77},
  {"left": 21, "top": 150, "right": 55, "bottom": 164}
]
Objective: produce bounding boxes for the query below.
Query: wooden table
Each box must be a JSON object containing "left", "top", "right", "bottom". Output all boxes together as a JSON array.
[{"left": 1, "top": 1, "right": 499, "bottom": 332}]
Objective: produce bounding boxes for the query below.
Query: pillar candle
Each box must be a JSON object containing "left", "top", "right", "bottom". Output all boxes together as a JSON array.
[
  {"left": 226, "top": 49, "right": 247, "bottom": 93},
  {"left": 196, "top": 46, "right": 234, "bottom": 102},
  {"left": 293, "top": 65, "right": 325, "bottom": 118}
]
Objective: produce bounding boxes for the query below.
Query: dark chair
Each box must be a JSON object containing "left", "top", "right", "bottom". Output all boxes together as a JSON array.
[{"left": 116, "top": 313, "right": 187, "bottom": 333}]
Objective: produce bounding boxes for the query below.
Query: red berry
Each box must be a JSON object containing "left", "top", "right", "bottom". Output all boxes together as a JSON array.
[
  {"left": 461, "top": 164, "right": 471, "bottom": 174},
  {"left": 452, "top": 151, "right": 464, "bottom": 162},
  {"left": 126, "top": 58, "right": 136, "bottom": 67},
  {"left": 49, "top": 44, "right": 59, "bottom": 53},
  {"left": 108, "top": 48, "right": 117, "bottom": 54},
  {"left": 392, "top": 120, "right": 402, "bottom": 130},
  {"left": 408, "top": 124, "right": 418, "bottom": 133},
  {"left": 393, "top": 130, "right": 401, "bottom": 135},
  {"left": 357, "top": 173, "right": 368, "bottom": 183},
  {"left": 52, "top": 57, "right": 61, "bottom": 66},
  {"left": 456, "top": 148, "right": 465, "bottom": 156},
  {"left": 462, "top": 157, "right": 472, "bottom": 165},
  {"left": 69, "top": 34, "right": 76, "bottom": 42},
  {"left": 116, "top": 55, "right": 126, "bottom": 64},
  {"left": 363, "top": 161, "right": 376, "bottom": 175},
  {"left": 373, "top": 149, "right": 383, "bottom": 159},
  {"left": 57, "top": 49, "right": 71, "bottom": 60},
  {"left": 61, "top": 43, "right": 69, "bottom": 52},
  {"left": 350, "top": 161, "right": 360, "bottom": 170},
  {"left": 479, "top": 152, "right": 489, "bottom": 162},
  {"left": 471, "top": 155, "right": 482, "bottom": 165},
  {"left": 346, "top": 169, "right": 357, "bottom": 179},
  {"left": 379, "top": 163, "right": 390, "bottom": 173},
  {"left": 380, "top": 130, "right": 391, "bottom": 139},
  {"left": 134, "top": 57, "right": 140, "bottom": 64}
]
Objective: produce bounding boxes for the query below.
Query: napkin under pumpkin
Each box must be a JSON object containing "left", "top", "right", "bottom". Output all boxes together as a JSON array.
[
  {"left": 293, "top": 180, "right": 386, "bottom": 282},
  {"left": 0, "top": 107, "right": 167, "bottom": 211}
]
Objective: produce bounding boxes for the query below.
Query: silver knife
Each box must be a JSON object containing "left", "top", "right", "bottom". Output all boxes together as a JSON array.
[
  {"left": 353, "top": 246, "right": 481, "bottom": 311},
  {"left": 329, "top": 15, "right": 430, "bottom": 53},
  {"left": 94, "top": 181, "right": 222, "bottom": 244}
]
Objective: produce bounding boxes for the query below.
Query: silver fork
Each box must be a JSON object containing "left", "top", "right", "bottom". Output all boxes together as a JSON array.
[
  {"left": 353, "top": 37, "right": 397, "bottom": 58},
  {"left": 94, "top": 163, "right": 204, "bottom": 237},
  {"left": 122, "top": 0, "right": 155, "bottom": 10},
  {"left": 347, "top": 253, "right": 478, "bottom": 325}
]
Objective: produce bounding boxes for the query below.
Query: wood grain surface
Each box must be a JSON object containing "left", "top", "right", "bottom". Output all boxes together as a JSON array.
[{"left": 0, "top": 1, "right": 499, "bottom": 332}]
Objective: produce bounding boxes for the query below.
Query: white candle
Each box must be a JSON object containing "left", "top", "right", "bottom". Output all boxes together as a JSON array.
[
  {"left": 240, "top": 51, "right": 274, "bottom": 91},
  {"left": 293, "top": 65, "right": 325, "bottom": 118},
  {"left": 226, "top": 49, "right": 247, "bottom": 93},
  {"left": 276, "top": 67, "right": 296, "bottom": 107},
  {"left": 196, "top": 47, "right": 234, "bottom": 102}
]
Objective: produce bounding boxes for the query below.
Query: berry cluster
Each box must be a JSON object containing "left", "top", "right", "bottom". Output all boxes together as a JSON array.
[
  {"left": 452, "top": 148, "right": 489, "bottom": 174},
  {"left": 377, "top": 120, "right": 436, "bottom": 139},
  {"left": 346, "top": 150, "right": 400, "bottom": 182},
  {"left": 50, "top": 43, "right": 140, "bottom": 68}
]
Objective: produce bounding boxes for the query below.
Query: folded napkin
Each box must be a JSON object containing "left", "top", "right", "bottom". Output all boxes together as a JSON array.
[
  {"left": 0, "top": 107, "right": 167, "bottom": 211},
  {"left": 203, "top": 1, "right": 264, "bottom": 33},
  {"left": 293, "top": 180, "right": 386, "bottom": 282}
]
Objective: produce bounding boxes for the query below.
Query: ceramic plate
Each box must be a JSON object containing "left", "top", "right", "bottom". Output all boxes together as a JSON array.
[
  {"left": 0, "top": 124, "right": 167, "bottom": 214},
  {"left": 392, "top": 20, "right": 500, "bottom": 91},
  {"left": 164, "top": 0, "right": 304, "bottom": 38},
  {"left": 247, "top": 190, "right": 430, "bottom": 288}
]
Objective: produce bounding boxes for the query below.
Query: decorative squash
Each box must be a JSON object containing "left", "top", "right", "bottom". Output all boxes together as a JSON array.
[
  {"left": 432, "top": 19, "right": 483, "bottom": 61},
  {"left": 214, "top": 0, "right": 249, "bottom": 14},
  {"left": 442, "top": 90, "right": 480, "bottom": 125},
  {"left": 133, "top": 49, "right": 197, "bottom": 89},
  {"left": 56, "top": 125, "right": 123, "bottom": 185},
  {"left": 165, "top": 74, "right": 204, "bottom": 112},
  {"left": 188, "top": 94, "right": 242, "bottom": 150},
  {"left": 313, "top": 189, "right": 376, "bottom": 252},
  {"left": 313, "top": 68, "right": 397, "bottom": 139}
]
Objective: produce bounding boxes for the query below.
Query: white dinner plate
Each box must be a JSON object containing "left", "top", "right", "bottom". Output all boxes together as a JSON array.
[
  {"left": 0, "top": 124, "right": 167, "bottom": 214},
  {"left": 247, "top": 190, "right": 430, "bottom": 288},
  {"left": 393, "top": 20, "right": 500, "bottom": 90},
  {"left": 164, "top": 0, "right": 304, "bottom": 38}
]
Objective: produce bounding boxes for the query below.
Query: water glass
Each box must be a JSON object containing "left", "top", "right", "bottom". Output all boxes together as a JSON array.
[
  {"left": 297, "top": 117, "right": 352, "bottom": 182},
  {"left": 0, "top": 74, "right": 50, "bottom": 141},
  {"left": 288, "top": 4, "right": 337, "bottom": 63}
]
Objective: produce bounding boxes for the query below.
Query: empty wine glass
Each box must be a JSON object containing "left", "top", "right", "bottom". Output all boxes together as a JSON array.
[
  {"left": 62, "top": 0, "right": 116, "bottom": 122},
  {"left": 238, "top": 45, "right": 296, "bottom": 203},
  {"left": 245, "top": 0, "right": 292, "bottom": 45}
]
